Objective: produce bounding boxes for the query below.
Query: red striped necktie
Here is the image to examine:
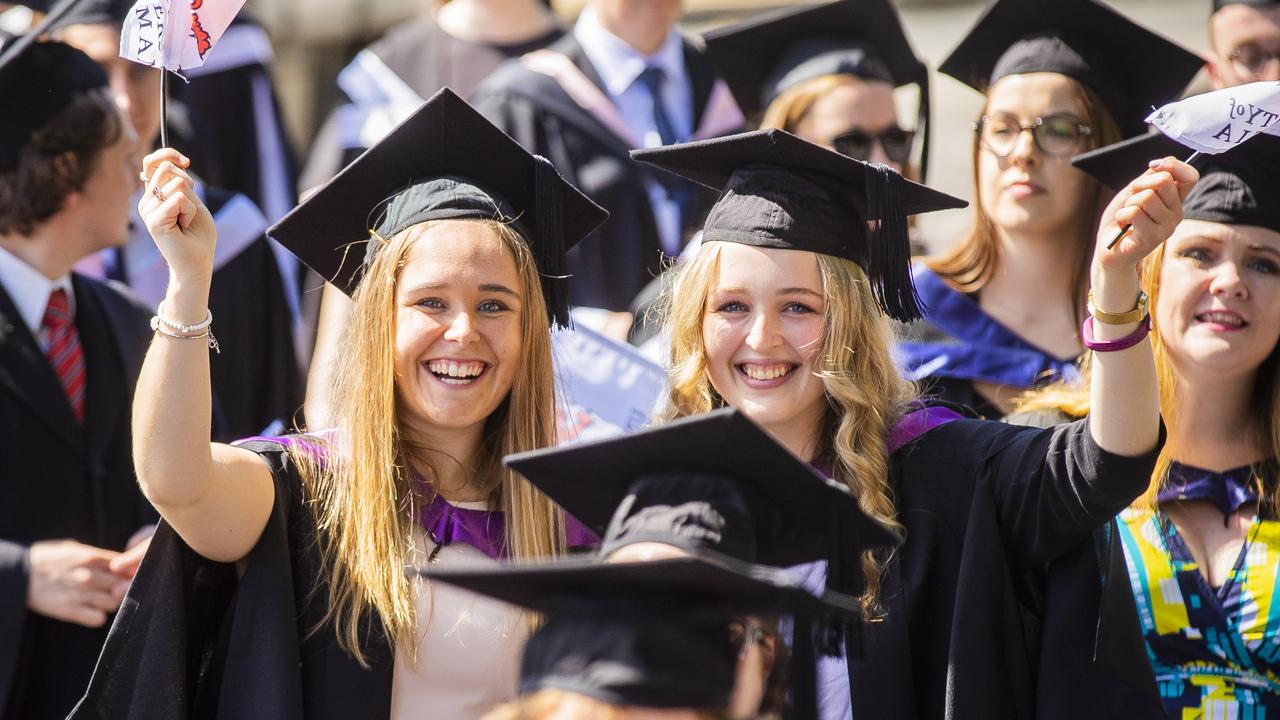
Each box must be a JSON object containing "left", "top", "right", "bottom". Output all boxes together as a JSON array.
[{"left": 42, "top": 288, "right": 85, "bottom": 422}]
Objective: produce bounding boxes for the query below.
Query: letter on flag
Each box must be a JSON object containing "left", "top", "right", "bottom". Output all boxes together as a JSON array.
[
  {"left": 119, "top": 0, "right": 246, "bottom": 71},
  {"left": 1147, "top": 81, "right": 1280, "bottom": 154}
]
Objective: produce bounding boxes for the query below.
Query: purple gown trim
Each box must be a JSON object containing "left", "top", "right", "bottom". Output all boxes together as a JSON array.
[
  {"left": 1156, "top": 460, "right": 1277, "bottom": 521},
  {"left": 234, "top": 432, "right": 598, "bottom": 561},
  {"left": 886, "top": 405, "right": 964, "bottom": 454}
]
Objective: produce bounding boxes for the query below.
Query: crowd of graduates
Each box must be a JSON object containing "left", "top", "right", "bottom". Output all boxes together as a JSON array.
[{"left": 1, "top": 0, "right": 1279, "bottom": 717}]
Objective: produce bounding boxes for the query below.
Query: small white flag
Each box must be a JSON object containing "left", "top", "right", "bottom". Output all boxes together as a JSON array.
[
  {"left": 118, "top": 0, "right": 246, "bottom": 72},
  {"left": 1147, "top": 81, "right": 1280, "bottom": 155}
]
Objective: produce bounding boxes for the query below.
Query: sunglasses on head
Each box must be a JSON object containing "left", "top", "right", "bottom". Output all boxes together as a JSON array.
[{"left": 831, "top": 127, "right": 915, "bottom": 166}]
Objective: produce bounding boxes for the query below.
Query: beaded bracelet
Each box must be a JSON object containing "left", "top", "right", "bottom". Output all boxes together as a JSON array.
[
  {"left": 155, "top": 305, "right": 213, "bottom": 334},
  {"left": 150, "top": 314, "right": 221, "bottom": 354},
  {"left": 1081, "top": 314, "right": 1151, "bottom": 353}
]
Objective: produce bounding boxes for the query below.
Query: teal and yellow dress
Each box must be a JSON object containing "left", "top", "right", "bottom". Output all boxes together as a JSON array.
[{"left": 1118, "top": 460, "right": 1280, "bottom": 718}]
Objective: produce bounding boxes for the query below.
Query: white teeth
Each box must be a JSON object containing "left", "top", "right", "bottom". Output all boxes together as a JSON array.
[
  {"left": 742, "top": 364, "right": 791, "bottom": 381},
  {"left": 426, "top": 360, "right": 485, "bottom": 381},
  {"left": 1199, "top": 311, "right": 1245, "bottom": 327}
]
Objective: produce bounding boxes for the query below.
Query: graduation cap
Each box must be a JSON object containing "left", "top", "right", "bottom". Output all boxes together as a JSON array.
[
  {"left": 0, "top": 0, "right": 108, "bottom": 172},
  {"left": 1070, "top": 131, "right": 1187, "bottom": 191},
  {"left": 46, "top": 0, "right": 131, "bottom": 29},
  {"left": 425, "top": 553, "right": 859, "bottom": 718},
  {"left": 505, "top": 407, "right": 898, "bottom": 601},
  {"left": 1181, "top": 134, "right": 1280, "bottom": 232},
  {"left": 704, "top": 0, "right": 934, "bottom": 178},
  {"left": 631, "top": 128, "right": 966, "bottom": 321},
  {"left": 938, "top": 0, "right": 1205, "bottom": 137},
  {"left": 267, "top": 88, "right": 608, "bottom": 327}
]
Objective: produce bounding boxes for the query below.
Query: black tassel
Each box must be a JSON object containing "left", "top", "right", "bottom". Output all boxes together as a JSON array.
[
  {"left": 786, "top": 614, "right": 818, "bottom": 720},
  {"left": 915, "top": 69, "right": 931, "bottom": 184},
  {"left": 863, "top": 162, "right": 924, "bottom": 322},
  {"left": 532, "top": 155, "right": 572, "bottom": 329},
  {"left": 819, "top": 505, "right": 861, "bottom": 659}
]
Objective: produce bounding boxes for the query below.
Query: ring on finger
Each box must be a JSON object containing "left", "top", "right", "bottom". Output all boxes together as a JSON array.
[
  {"left": 151, "top": 186, "right": 166, "bottom": 202},
  {"left": 138, "top": 171, "right": 150, "bottom": 183}
]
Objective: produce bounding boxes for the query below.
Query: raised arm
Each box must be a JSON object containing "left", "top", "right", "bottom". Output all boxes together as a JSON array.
[
  {"left": 1088, "top": 157, "right": 1198, "bottom": 455},
  {"left": 131, "top": 149, "right": 274, "bottom": 563}
]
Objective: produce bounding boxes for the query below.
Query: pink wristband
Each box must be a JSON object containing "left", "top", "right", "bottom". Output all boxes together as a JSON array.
[{"left": 1082, "top": 315, "right": 1151, "bottom": 352}]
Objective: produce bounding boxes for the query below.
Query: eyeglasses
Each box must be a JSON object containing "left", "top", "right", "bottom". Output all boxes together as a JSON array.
[
  {"left": 974, "top": 113, "right": 1092, "bottom": 158},
  {"left": 832, "top": 127, "right": 915, "bottom": 166},
  {"left": 1229, "top": 42, "right": 1280, "bottom": 79}
]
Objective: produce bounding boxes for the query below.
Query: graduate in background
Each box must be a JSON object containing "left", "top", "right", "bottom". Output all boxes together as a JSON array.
[
  {"left": 470, "top": 0, "right": 743, "bottom": 319},
  {"left": 45, "top": 0, "right": 303, "bottom": 441},
  {"left": 1208, "top": 0, "right": 1280, "bottom": 87},
  {"left": 896, "top": 0, "right": 1203, "bottom": 418},
  {"left": 0, "top": 33, "right": 155, "bottom": 720},
  {"left": 72, "top": 90, "right": 602, "bottom": 719},
  {"left": 635, "top": 126, "right": 1193, "bottom": 717}
]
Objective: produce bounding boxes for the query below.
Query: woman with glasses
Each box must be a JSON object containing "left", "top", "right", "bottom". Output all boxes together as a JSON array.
[
  {"left": 895, "top": 0, "right": 1204, "bottom": 418},
  {"left": 704, "top": 0, "right": 929, "bottom": 182}
]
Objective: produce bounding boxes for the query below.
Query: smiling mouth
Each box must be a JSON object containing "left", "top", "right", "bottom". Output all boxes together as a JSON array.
[
  {"left": 1195, "top": 310, "right": 1248, "bottom": 329},
  {"left": 424, "top": 360, "right": 489, "bottom": 386},
  {"left": 736, "top": 363, "right": 798, "bottom": 382}
]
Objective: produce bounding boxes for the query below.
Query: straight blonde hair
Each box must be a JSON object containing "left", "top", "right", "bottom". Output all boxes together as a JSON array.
[
  {"left": 291, "top": 218, "right": 568, "bottom": 665},
  {"left": 661, "top": 243, "right": 916, "bottom": 615}
]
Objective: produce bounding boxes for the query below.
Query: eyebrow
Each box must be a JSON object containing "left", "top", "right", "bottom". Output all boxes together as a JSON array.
[
  {"left": 713, "top": 286, "right": 823, "bottom": 298},
  {"left": 1249, "top": 243, "right": 1280, "bottom": 259},
  {"left": 403, "top": 282, "right": 521, "bottom": 298}
]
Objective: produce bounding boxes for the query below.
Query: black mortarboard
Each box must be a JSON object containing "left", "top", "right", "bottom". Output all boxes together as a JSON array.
[
  {"left": 704, "top": 0, "right": 934, "bottom": 178},
  {"left": 1070, "top": 131, "right": 1188, "bottom": 191},
  {"left": 267, "top": 88, "right": 608, "bottom": 327},
  {"left": 632, "top": 129, "right": 966, "bottom": 321},
  {"left": 0, "top": 0, "right": 108, "bottom": 172},
  {"left": 505, "top": 407, "right": 898, "bottom": 601},
  {"left": 938, "top": 0, "right": 1205, "bottom": 137},
  {"left": 426, "top": 554, "right": 859, "bottom": 717},
  {"left": 45, "top": 0, "right": 131, "bottom": 29},
  {"left": 1181, "top": 135, "right": 1280, "bottom": 232}
]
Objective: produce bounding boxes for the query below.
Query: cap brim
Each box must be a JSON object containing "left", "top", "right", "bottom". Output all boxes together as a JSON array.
[
  {"left": 506, "top": 407, "right": 901, "bottom": 566},
  {"left": 704, "top": 0, "right": 925, "bottom": 117},
  {"left": 421, "top": 553, "right": 861, "bottom": 619},
  {"left": 1071, "top": 131, "right": 1188, "bottom": 190},
  {"left": 632, "top": 129, "right": 966, "bottom": 215},
  {"left": 267, "top": 87, "right": 608, "bottom": 296}
]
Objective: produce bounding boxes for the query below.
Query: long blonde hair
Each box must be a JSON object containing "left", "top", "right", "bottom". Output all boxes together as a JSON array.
[
  {"left": 925, "top": 78, "right": 1120, "bottom": 328},
  {"left": 661, "top": 243, "right": 916, "bottom": 614},
  {"left": 291, "top": 218, "right": 569, "bottom": 665}
]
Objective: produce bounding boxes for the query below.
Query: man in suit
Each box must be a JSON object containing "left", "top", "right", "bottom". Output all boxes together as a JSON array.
[
  {"left": 0, "top": 35, "right": 156, "bottom": 719},
  {"left": 470, "top": 0, "right": 743, "bottom": 318}
]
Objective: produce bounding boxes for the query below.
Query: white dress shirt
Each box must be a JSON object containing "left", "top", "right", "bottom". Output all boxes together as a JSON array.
[
  {"left": 0, "top": 244, "right": 74, "bottom": 352},
  {"left": 574, "top": 7, "right": 692, "bottom": 256}
]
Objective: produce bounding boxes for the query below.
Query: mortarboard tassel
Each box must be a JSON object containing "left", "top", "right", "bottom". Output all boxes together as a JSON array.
[
  {"left": 787, "top": 613, "right": 819, "bottom": 720},
  {"left": 915, "top": 69, "right": 931, "bottom": 184},
  {"left": 532, "top": 155, "right": 572, "bottom": 329},
  {"left": 863, "top": 162, "right": 924, "bottom": 322}
]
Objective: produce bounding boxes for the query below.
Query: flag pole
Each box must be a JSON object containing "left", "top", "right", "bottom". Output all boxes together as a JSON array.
[
  {"left": 1105, "top": 150, "right": 1201, "bottom": 250},
  {"left": 159, "top": 69, "right": 169, "bottom": 148}
]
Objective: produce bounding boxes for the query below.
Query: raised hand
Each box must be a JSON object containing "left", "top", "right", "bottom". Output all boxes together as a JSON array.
[
  {"left": 138, "top": 149, "right": 217, "bottom": 290},
  {"left": 1095, "top": 156, "right": 1199, "bottom": 276}
]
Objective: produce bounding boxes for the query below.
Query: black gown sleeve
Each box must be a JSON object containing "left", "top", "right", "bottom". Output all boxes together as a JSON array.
[{"left": 0, "top": 539, "right": 28, "bottom": 710}]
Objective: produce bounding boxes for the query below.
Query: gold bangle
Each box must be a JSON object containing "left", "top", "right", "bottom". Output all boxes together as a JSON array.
[{"left": 1087, "top": 289, "right": 1148, "bottom": 325}]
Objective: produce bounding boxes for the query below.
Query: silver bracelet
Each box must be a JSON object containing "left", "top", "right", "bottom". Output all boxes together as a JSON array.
[
  {"left": 150, "top": 315, "right": 221, "bottom": 354},
  {"left": 155, "top": 304, "right": 213, "bottom": 334}
]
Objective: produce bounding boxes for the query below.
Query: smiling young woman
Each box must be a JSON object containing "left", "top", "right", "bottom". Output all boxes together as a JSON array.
[
  {"left": 894, "top": 0, "right": 1203, "bottom": 418},
  {"left": 73, "top": 90, "right": 606, "bottom": 719}
]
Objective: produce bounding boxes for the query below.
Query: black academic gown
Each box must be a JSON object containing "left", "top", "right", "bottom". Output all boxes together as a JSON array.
[
  {"left": 470, "top": 33, "right": 742, "bottom": 312},
  {"left": 69, "top": 440, "right": 393, "bottom": 720},
  {"left": 846, "top": 416, "right": 1163, "bottom": 719},
  {"left": 0, "top": 276, "right": 156, "bottom": 720}
]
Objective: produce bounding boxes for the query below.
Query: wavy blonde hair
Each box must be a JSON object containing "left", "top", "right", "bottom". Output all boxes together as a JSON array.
[
  {"left": 291, "top": 219, "right": 569, "bottom": 665},
  {"left": 661, "top": 243, "right": 916, "bottom": 614},
  {"left": 925, "top": 79, "right": 1120, "bottom": 328}
]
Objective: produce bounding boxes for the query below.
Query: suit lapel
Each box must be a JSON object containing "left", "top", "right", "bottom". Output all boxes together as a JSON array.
[
  {"left": 0, "top": 283, "right": 82, "bottom": 451},
  {"left": 75, "top": 278, "right": 126, "bottom": 477}
]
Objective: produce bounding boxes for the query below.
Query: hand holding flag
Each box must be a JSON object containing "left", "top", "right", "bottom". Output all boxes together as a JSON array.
[{"left": 1106, "top": 81, "right": 1280, "bottom": 248}]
